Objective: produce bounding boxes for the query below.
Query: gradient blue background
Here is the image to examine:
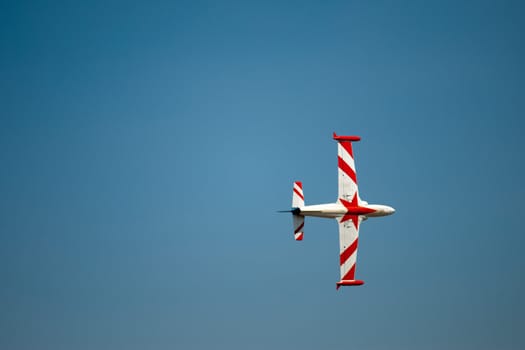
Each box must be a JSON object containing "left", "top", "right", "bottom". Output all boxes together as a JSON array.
[{"left": 1, "top": 1, "right": 524, "bottom": 349}]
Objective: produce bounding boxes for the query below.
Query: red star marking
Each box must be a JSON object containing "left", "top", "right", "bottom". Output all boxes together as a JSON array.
[
  {"left": 341, "top": 214, "right": 359, "bottom": 230},
  {"left": 339, "top": 194, "right": 360, "bottom": 229}
]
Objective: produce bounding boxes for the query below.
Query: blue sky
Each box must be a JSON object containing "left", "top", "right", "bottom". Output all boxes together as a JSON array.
[{"left": 1, "top": 1, "right": 524, "bottom": 349}]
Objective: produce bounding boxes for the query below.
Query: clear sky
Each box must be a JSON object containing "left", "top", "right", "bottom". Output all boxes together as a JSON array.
[{"left": 1, "top": 1, "right": 524, "bottom": 349}]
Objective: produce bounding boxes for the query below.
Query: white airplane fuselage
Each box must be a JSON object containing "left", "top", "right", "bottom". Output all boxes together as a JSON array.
[{"left": 298, "top": 202, "right": 395, "bottom": 219}]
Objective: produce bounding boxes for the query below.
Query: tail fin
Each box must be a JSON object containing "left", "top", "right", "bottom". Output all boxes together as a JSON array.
[
  {"left": 293, "top": 214, "right": 304, "bottom": 241},
  {"left": 292, "top": 181, "right": 304, "bottom": 241},
  {"left": 292, "top": 181, "right": 304, "bottom": 207}
]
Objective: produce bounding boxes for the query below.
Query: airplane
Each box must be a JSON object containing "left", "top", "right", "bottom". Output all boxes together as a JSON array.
[{"left": 283, "top": 133, "right": 395, "bottom": 289}]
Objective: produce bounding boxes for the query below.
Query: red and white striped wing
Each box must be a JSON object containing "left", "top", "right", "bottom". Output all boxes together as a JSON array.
[
  {"left": 337, "top": 141, "right": 358, "bottom": 201},
  {"left": 337, "top": 215, "right": 363, "bottom": 282}
]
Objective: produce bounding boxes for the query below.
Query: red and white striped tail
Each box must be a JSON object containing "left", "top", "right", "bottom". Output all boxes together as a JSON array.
[
  {"left": 292, "top": 181, "right": 305, "bottom": 241},
  {"left": 292, "top": 181, "right": 304, "bottom": 208},
  {"left": 293, "top": 214, "right": 304, "bottom": 241}
]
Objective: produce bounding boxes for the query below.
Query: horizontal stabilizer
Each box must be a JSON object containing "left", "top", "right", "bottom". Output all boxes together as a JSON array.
[
  {"left": 293, "top": 214, "right": 304, "bottom": 241},
  {"left": 292, "top": 181, "right": 304, "bottom": 208}
]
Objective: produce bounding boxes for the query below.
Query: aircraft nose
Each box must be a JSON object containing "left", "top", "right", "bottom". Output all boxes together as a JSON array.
[{"left": 387, "top": 206, "right": 395, "bottom": 215}]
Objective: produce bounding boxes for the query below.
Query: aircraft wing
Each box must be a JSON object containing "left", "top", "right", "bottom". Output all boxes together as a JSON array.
[
  {"left": 336, "top": 214, "right": 365, "bottom": 288},
  {"left": 334, "top": 134, "right": 360, "bottom": 201}
]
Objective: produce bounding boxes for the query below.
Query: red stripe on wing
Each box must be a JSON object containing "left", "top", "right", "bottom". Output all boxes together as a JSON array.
[
  {"left": 340, "top": 141, "right": 354, "bottom": 158},
  {"left": 338, "top": 156, "right": 357, "bottom": 184},
  {"left": 342, "top": 264, "right": 357, "bottom": 280},
  {"left": 340, "top": 238, "right": 359, "bottom": 266}
]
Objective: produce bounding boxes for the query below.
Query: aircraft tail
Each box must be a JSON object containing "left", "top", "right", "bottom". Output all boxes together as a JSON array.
[
  {"left": 293, "top": 214, "right": 304, "bottom": 241},
  {"left": 292, "top": 181, "right": 304, "bottom": 207},
  {"left": 292, "top": 181, "right": 305, "bottom": 241}
]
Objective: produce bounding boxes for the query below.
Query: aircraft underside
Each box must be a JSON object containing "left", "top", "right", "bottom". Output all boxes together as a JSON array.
[{"left": 284, "top": 133, "right": 395, "bottom": 289}]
